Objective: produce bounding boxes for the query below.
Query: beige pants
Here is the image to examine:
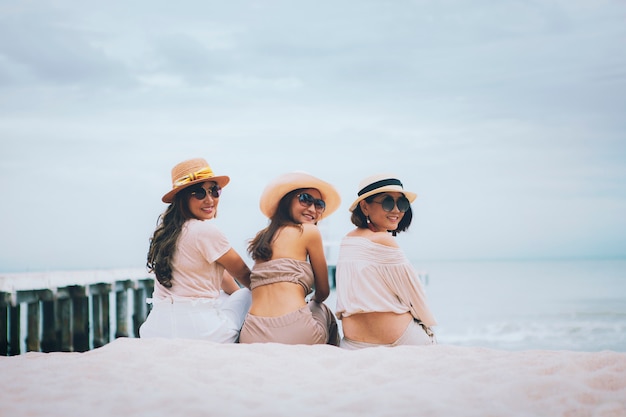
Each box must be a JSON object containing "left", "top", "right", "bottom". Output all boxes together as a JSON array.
[
  {"left": 240, "top": 301, "right": 339, "bottom": 346},
  {"left": 340, "top": 319, "right": 436, "bottom": 350}
]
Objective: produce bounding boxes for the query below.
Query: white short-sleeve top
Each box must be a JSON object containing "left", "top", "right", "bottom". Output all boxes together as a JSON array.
[{"left": 152, "top": 219, "right": 231, "bottom": 301}]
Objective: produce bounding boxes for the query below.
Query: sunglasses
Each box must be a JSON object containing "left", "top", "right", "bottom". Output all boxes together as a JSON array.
[
  {"left": 372, "top": 195, "right": 410, "bottom": 212},
  {"left": 297, "top": 193, "right": 326, "bottom": 212},
  {"left": 189, "top": 185, "right": 222, "bottom": 200}
]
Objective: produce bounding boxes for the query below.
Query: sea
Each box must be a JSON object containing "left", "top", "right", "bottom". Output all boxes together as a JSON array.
[
  {"left": 327, "top": 258, "right": 626, "bottom": 352},
  {"left": 411, "top": 258, "right": 626, "bottom": 352}
]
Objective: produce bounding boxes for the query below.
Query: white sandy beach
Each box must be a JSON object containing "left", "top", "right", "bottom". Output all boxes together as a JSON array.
[{"left": 1, "top": 338, "right": 625, "bottom": 417}]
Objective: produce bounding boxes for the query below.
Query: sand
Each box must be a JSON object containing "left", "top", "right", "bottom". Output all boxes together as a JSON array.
[{"left": 1, "top": 338, "right": 625, "bottom": 416}]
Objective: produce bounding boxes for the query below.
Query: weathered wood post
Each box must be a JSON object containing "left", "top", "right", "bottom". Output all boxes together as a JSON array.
[
  {"left": 115, "top": 280, "right": 132, "bottom": 338},
  {"left": 41, "top": 290, "right": 60, "bottom": 353},
  {"left": 90, "top": 283, "right": 111, "bottom": 348},
  {"left": 102, "top": 286, "right": 110, "bottom": 345},
  {"left": 0, "top": 297, "right": 7, "bottom": 356},
  {"left": 57, "top": 293, "right": 73, "bottom": 352},
  {"left": 92, "top": 286, "right": 103, "bottom": 349},
  {"left": 9, "top": 304, "right": 20, "bottom": 355},
  {"left": 70, "top": 285, "right": 89, "bottom": 352},
  {"left": 26, "top": 300, "right": 40, "bottom": 352}
]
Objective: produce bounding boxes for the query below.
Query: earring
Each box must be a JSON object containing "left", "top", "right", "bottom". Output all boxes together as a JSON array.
[{"left": 366, "top": 216, "right": 377, "bottom": 232}]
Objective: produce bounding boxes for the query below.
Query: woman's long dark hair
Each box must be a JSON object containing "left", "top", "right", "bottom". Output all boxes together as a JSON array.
[
  {"left": 248, "top": 189, "right": 304, "bottom": 261},
  {"left": 350, "top": 193, "right": 413, "bottom": 236},
  {"left": 146, "top": 191, "right": 195, "bottom": 288}
]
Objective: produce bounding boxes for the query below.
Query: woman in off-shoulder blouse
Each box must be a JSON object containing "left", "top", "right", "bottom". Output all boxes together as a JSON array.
[{"left": 335, "top": 174, "right": 437, "bottom": 349}]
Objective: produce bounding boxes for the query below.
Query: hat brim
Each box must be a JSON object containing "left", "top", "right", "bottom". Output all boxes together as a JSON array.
[
  {"left": 162, "top": 175, "right": 230, "bottom": 203},
  {"left": 260, "top": 172, "right": 341, "bottom": 220},
  {"left": 349, "top": 186, "right": 417, "bottom": 211}
]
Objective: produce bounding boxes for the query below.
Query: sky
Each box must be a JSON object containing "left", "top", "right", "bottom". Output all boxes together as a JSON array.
[{"left": 0, "top": 0, "right": 625, "bottom": 273}]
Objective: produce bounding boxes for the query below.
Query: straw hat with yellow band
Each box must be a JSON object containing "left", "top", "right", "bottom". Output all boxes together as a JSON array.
[
  {"left": 162, "top": 158, "right": 230, "bottom": 203},
  {"left": 259, "top": 171, "right": 341, "bottom": 220},
  {"left": 349, "top": 173, "right": 417, "bottom": 212}
]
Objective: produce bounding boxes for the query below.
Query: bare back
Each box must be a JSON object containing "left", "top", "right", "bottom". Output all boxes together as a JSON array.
[
  {"left": 342, "top": 312, "right": 413, "bottom": 344},
  {"left": 249, "top": 223, "right": 330, "bottom": 316},
  {"left": 269, "top": 224, "right": 310, "bottom": 261}
]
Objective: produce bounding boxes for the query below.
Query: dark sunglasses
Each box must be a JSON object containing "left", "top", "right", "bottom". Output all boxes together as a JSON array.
[
  {"left": 189, "top": 185, "right": 222, "bottom": 200},
  {"left": 297, "top": 193, "right": 326, "bottom": 212},
  {"left": 372, "top": 195, "right": 410, "bottom": 212}
]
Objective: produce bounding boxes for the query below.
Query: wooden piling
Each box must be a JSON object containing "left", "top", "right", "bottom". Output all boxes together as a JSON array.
[
  {"left": 41, "top": 299, "right": 59, "bottom": 353},
  {"left": 91, "top": 283, "right": 112, "bottom": 349},
  {"left": 0, "top": 303, "right": 7, "bottom": 356},
  {"left": 70, "top": 286, "right": 89, "bottom": 352},
  {"left": 9, "top": 305, "right": 20, "bottom": 355},
  {"left": 26, "top": 301, "right": 40, "bottom": 352},
  {"left": 58, "top": 296, "right": 73, "bottom": 352},
  {"left": 115, "top": 281, "right": 131, "bottom": 338}
]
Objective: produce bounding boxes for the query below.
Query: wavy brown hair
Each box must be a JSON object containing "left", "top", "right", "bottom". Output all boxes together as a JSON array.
[
  {"left": 146, "top": 190, "right": 195, "bottom": 288},
  {"left": 247, "top": 189, "right": 305, "bottom": 261}
]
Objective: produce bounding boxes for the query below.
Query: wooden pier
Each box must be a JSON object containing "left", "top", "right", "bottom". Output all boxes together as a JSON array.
[{"left": 0, "top": 269, "right": 154, "bottom": 356}]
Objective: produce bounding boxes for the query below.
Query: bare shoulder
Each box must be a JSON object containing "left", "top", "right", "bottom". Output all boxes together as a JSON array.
[
  {"left": 272, "top": 225, "right": 298, "bottom": 244},
  {"left": 275, "top": 223, "right": 319, "bottom": 241},
  {"left": 368, "top": 232, "right": 400, "bottom": 248},
  {"left": 301, "top": 222, "right": 321, "bottom": 237},
  {"left": 346, "top": 228, "right": 399, "bottom": 248}
]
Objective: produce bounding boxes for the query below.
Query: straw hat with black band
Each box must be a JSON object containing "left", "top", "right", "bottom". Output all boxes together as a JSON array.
[
  {"left": 162, "top": 158, "right": 230, "bottom": 203},
  {"left": 259, "top": 171, "right": 341, "bottom": 220},
  {"left": 349, "top": 174, "right": 417, "bottom": 212}
]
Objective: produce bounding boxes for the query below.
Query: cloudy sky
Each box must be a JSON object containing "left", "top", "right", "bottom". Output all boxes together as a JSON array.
[{"left": 1, "top": 0, "right": 625, "bottom": 273}]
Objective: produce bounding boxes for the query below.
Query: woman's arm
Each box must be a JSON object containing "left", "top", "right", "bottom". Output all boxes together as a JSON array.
[
  {"left": 217, "top": 248, "right": 252, "bottom": 289},
  {"left": 221, "top": 270, "right": 241, "bottom": 294},
  {"left": 303, "top": 224, "right": 330, "bottom": 303}
]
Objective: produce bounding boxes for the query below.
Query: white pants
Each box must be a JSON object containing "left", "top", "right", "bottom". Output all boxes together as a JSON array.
[
  {"left": 340, "top": 319, "right": 435, "bottom": 350},
  {"left": 139, "top": 288, "right": 252, "bottom": 343}
]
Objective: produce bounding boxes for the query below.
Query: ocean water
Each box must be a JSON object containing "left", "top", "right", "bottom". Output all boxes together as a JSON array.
[
  {"left": 327, "top": 259, "right": 626, "bottom": 352},
  {"left": 413, "top": 259, "right": 626, "bottom": 352}
]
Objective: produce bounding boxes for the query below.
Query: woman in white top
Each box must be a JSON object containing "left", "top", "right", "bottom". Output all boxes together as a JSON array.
[
  {"left": 139, "top": 158, "right": 252, "bottom": 343},
  {"left": 335, "top": 174, "right": 437, "bottom": 349}
]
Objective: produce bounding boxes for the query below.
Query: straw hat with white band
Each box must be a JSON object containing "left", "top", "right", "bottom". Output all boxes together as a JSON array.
[{"left": 349, "top": 173, "right": 417, "bottom": 212}]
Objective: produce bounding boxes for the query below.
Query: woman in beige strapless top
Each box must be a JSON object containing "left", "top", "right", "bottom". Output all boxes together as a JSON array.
[{"left": 239, "top": 172, "right": 341, "bottom": 345}]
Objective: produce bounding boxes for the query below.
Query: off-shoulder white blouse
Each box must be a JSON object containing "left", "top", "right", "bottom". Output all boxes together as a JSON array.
[{"left": 334, "top": 236, "right": 436, "bottom": 328}]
